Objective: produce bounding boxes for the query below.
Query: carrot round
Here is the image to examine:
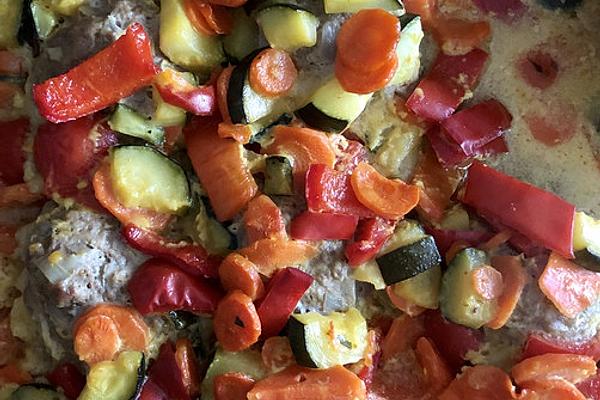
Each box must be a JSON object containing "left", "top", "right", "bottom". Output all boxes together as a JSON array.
[
  {"left": 520, "top": 378, "right": 587, "bottom": 400},
  {"left": 214, "top": 372, "right": 256, "bottom": 400},
  {"left": 432, "top": 19, "right": 490, "bottom": 56},
  {"left": 351, "top": 162, "right": 420, "bottom": 220},
  {"left": 487, "top": 256, "right": 527, "bottom": 329},
  {"left": 511, "top": 354, "right": 597, "bottom": 386},
  {"left": 214, "top": 290, "right": 261, "bottom": 351},
  {"left": 336, "top": 9, "right": 400, "bottom": 72},
  {"left": 479, "top": 230, "right": 512, "bottom": 252},
  {"left": 238, "top": 237, "right": 317, "bottom": 277},
  {"left": 415, "top": 337, "right": 453, "bottom": 395},
  {"left": 386, "top": 286, "right": 426, "bottom": 317},
  {"left": 243, "top": 194, "right": 287, "bottom": 244},
  {"left": 217, "top": 66, "right": 234, "bottom": 123},
  {"left": 74, "top": 315, "right": 121, "bottom": 365},
  {"left": 381, "top": 315, "right": 425, "bottom": 362},
  {"left": 335, "top": 55, "right": 398, "bottom": 94},
  {"left": 261, "top": 336, "right": 295, "bottom": 374},
  {"left": 184, "top": 0, "right": 218, "bottom": 36},
  {"left": 471, "top": 265, "right": 503, "bottom": 300},
  {"left": 249, "top": 49, "right": 298, "bottom": 97},
  {"left": 219, "top": 253, "right": 266, "bottom": 300},
  {"left": 439, "top": 365, "right": 516, "bottom": 400}
]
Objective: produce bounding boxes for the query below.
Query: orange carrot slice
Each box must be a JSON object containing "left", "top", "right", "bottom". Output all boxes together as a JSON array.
[
  {"left": 217, "top": 122, "right": 253, "bottom": 144},
  {"left": 74, "top": 315, "right": 121, "bottom": 365},
  {"left": 511, "top": 354, "right": 597, "bottom": 386},
  {"left": 247, "top": 365, "right": 366, "bottom": 400},
  {"left": 213, "top": 290, "right": 261, "bottom": 352},
  {"left": 219, "top": 253, "right": 265, "bottom": 300},
  {"left": 249, "top": 49, "right": 298, "bottom": 97},
  {"left": 439, "top": 365, "right": 517, "bottom": 400},
  {"left": 520, "top": 378, "right": 587, "bottom": 400},
  {"left": 487, "top": 255, "right": 527, "bottom": 329},
  {"left": 184, "top": 0, "right": 219, "bottom": 36},
  {"left": 335, "top": 56, "right": 398, "bottom": 94},
  {"left": 93, "top": 163, "right": 172, "bottom": 231},
  {"left": 415, "top": 337, "right": 453, "bottom": 395},
  {"left": 538, "top": 252, "right": 600, "bottom": 318},
  {"left": 471, "top": 265, "right": 503, "bottom": 300},
  {"left": 238, "top": 237, "right": 317, "bottom": 277},
  {"left": 381, "top": 315, "right": 426, "bottom": 362},
  {"left": 432, "top": 19, "right": 491, "bottom": 55},
  {"left": 196, "top": 2, "right": 233, "bottom": 35},
  {"left": 214, "top": 372, "right": 256, "bottom": 400},
  {"left": 243, "top": 194, "right": 286, "bottom": 244},
  {"left": 386, "top": 286, "right": 426, "bottom": 317},
  {"left": 351, "top": 162, "right": 420, "bottom": 220},
  {"left": 261, "top": 336, "right": 296, "bottom": 373}
]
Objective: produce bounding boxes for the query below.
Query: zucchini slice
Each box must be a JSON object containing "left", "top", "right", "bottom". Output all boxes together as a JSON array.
[
  {"left": 295, "top": 78, "right": 372, "bottom": 133},
  {"left": 390, "top": 265, "right": 442, "bottom": 309},
  {"left": 389, "top": 16, "right": 424, "bottom": 86},
  {"left": 78, "top": 351, "right": 145, "bottom": 400},
  {"left": 264, "top": 155, "right": 294, "bottom": 196},
  {"left": 377, "top": 235, "right": 441, "bottom": 285},
  {"left": 30, "top": 1, "right": 59, "bottom": 40},
  {"left": 351, "top": 260, "right": 386, "bottom": 290},
  {"left": 110, "top": 146, "right": 191, "bottom": 214},
  {"left": 288, "top": 308, "right": 368, "bottom": 369},
  {"left": 256, "top": 5, "right": 319, "bottom": 52},
  {"left": 10, "top": 384, "right": 65, "bottom": 400},
  {"left": 324, "top": 0, "right": 404, "bottom": 14},
  {"left": 573, "top": 212, "right": 600, "bottom": 271},
  {"left": 440, "top": 248, "right": 497, "bottom": 329},
  {"left": 109, "top": 105, "right": 165, "bottom": 146},
  {"left": 223, "top": 8, "right": 260, "bottom": 63}
]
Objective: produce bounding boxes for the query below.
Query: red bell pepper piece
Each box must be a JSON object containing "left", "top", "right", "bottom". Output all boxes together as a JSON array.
[
  {"left": 34, "top": 116, "right": 118, "bottom": 209},
  {"left": 122, "top": 224, "right": 221, "bottom": 279},
  {"left": 127, "top": 258, "right": 223, "bottom": 316},
  {"left": 441, "top": 99, "right": 512, "bottom": 156},
  {"left": 141, "top": 341, "right": 192, "bottom": 400},
  {"left": 155, "top": 69, "right": 216, "bottom": 116},
  {"left": 406, "top": 48, "right": 489, "bottom": 122},
  {"left": 290, "top": 211, "right": 359, "bottom": 241},
  {"left": 257, "top": 267, "right": 314, "bottom": 338},
  {"left": 483, "top": 214, "right": 545, "bottom": 257},
  {"left": 334, "top": 140, "right": 370, "bottom": 172},
  {"left": 345, "top": 217, "right": 396, "bottom": 267},
  {"left": 46, "top": 363, "right": 86, "bottom": 400},
  {"left": 423, "top": 310, "right": 483, "bottom": 372},
  {"left": 139, "top": 380, "right": 166, "bottom": 400},
  {"left": 305, "top": 164, "right": 374, "bottom": 218},
  {"left": 461, "top": 161, "right": 576, "bottom": 258},
  {"left": 33, "top": 23, "right": 157, "bottom": 123},
  {"left": 522, "top": 334, "right": 600, "bottom": 362},
  {"left": 578, "top": 371, "right": 600, "bottom": 400},
  {"left": 425, "top": 226, "right": 493, "bottom": 256},
  {"left": 0, "top": 119, "right": 27, "bottom": 186}
]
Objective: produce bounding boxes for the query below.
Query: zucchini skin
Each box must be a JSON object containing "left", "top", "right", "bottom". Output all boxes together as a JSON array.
[
  {"left": 295, "top": 103, "right": 349, "bottom": 133},
  {"left": 287, "top": 317, "right": 319, "bottom": 368},
  {"left": 377, "top": 235, "right": 441, "bottom": 285},
  {"left": 226, "top": 48, "right": 266, "bottom": 124}
]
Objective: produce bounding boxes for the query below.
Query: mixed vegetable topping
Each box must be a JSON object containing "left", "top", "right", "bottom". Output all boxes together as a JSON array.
[{"left": 0, "top": 0, "right": 599, "bottom": 399}]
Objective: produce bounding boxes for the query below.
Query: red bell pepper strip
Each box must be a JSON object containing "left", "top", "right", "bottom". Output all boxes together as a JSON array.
[
  {"left": 154, "top": 69, "right": 216, "bottom": 116},
  {"left": 334, "top": 140, "right": 370, "bottom": 173},
  {"left": 257, "top": 267, "right": 314, "bottom": 338},
  {"left": 142, "top": 341, "right": 192, "bottom": 400},
  {"left": 522, "top": 334, "right": 600, "bottom": 362},
  {"left": 127, "top": 258, "right": 223, "bottom": 316},
  {"left": 34, "top": 116, "right": 118, "bottom": 209},
  {"left": 122, "top": 224, "right": 221, "bottom": 279},
  {"left": 483, "top": 214, "right": 545, "bottom": 257},
  {"left": 290, "top": 211, "right": 359, "bottom": 241},
  {"left": 0, "top": 119, "right": 27, "bottom": 186},
  {"left": 33, "top": 23, "right": 157, "bottom": 123},
  {"left": 425, "top": 226, "right": 493, "bottom": 257},
  {"left": 46, "top": 363, "right": 86, "bottom": 400},
  {"left": 406, "top": 48, "right": 489, "bottom": 122},
  {"left": 578, "top": 371, "right": 600, "bottom": 400},
  {"left": 423, "top": 310, "right": 483, "bottom": 372},
  {"left": 461, "top": 161, "right": 576, "bottom": 258},
  {"left": 441, "top": 99, "right": 513, "bottom": 156},
  {"left": 305, "top": 164, "right": 374, "bottom": 218},
  {"left": 345, "top": 217, "right": 396, "bottom": 267}
]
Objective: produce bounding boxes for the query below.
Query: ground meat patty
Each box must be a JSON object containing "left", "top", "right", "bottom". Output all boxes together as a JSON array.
[{"left": 17, "top": 203, "right": 146, "bottom": 361}]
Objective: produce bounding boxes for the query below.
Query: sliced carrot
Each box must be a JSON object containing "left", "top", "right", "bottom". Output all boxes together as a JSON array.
[
  {"left": 238, "top": 237, "right": 317, "bottom": 277},
  {"left": 512, "top": 354, "right": 597, "bottom": 386},
  {"left": 538, "top": 252, "right": 600, "bottom": 318},
  {"left": 214, "top": 372, "right": 256, "bottom": 400},
  {"left": 487, "top": 255, "right": 527, "bottom": 329},
  {"left": 261, "top": 336, "right": 296, "bottom": 374},
  {"left": 412, "top": 143, "right": 459, "bottom": 223},
  {"left": 214, "top": 290, "right": 261, "bottom": 352},
  {"left": 479, "top": 230, "right": 512, "bottom": 252},
  {"left": 176, "top": 338, "right": 201, "bottom": 398},
  {"left": 247, "top": 365, "right": 366, "bottom": 400},
  {"left": 520, "top": 378, "right": 587, "bottom": 400},
  {"left": 381, "top": 315, "right": 426, "bottom": 362},
  {"left": 471, "top": 264, "right": 503, "bottom": 300},
  {"left": 92, "top": 163, "right": 172, "bottom": 231},
  {"left": 184, "top": 116, "right": 258, "bottom": 221},
  {"left": 415, "top": 337, "right": 453, "bottom": 395},
  {"left": 0, "top": 225, "right": 17, "bottom": 255},
  {"left": 74, "top": 314, "right": 121, "bottom": 365},
  {"left": 217, "top": 66, "right": 234, "bottom": 123},
  {"left": 206, "top": 0, "right": 247, "bottom": 6},
  {"left": 439, "top": 365, "right": 517, "bottom": 400},
  {"left": 0, "top": 184, "right": 43, "bottom": 208},
  {"left": 264, "top": 125, "right": 336, "bottom": 190},
  {"left": 445, "top": 240, "right": 470, "bottom": 264},
  {"left": 386, "top": 286, "right": 426, "bottom": 317},
  {"left": 249, "top": 48, "right": 297, "bottom": 97},
  {"left": 243, "top": 194, "right": 286, "bottom": 244},
  {"left": 184, "top": 0, "right": 219, "bottom": 36},
  {"left": 219, "top": 253, "right": 266, "bottom": 300},
  {"left": 336, "top": 9, "right": 400, "bottom": 72},
  {"left": 404, "top": 0, "right": 438, "bottom": 27},
  {"left": 351, "top": 162, "right": 420, "bottom": 220},
  {"left": 196, "top": 2, "right": 233, "bottom": 35},
  {"left": 217, "top": 122, "right": 253, "bottom": 144},
  {"left": 0, "top": 364, "right": 32, "bottom": 385},
  {"left": 432, "top": 18, "right": 491, "bottom": 55},
  {"left": 335, "top": 56, "right": 398, "bottom": 94}
]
